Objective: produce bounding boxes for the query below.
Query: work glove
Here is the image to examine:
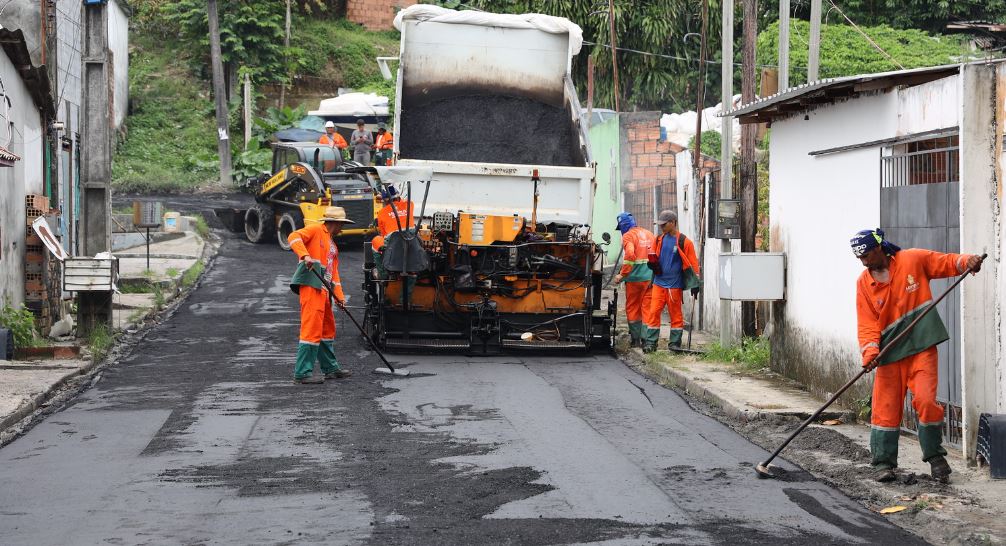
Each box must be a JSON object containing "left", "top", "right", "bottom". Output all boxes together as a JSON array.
[
  {"left": 861, "top": 346, "right": 880, "bottom": 369},
  {"left": 690, "top": 286, "right": 701, "bottom": 298}
]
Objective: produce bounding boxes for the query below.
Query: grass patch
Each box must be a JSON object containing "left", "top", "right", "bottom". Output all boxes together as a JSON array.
[
  {"left": 193, "top": 214, "right": 210, "bottom": 239},
  {"left": 181, "top": 260, "right": 205, "bottom": 288},
  {"left": 112, "top": 32, "right": 218, "bottom": 193},
  {"left": 291, "top": 17, "right": 400, "bottom": 89},
  {"left": 166, "top": 267, "right": 180, "bottom": 278},
  {"left": 153, "top": 284, "right": 166, "bottom": 309},
  {"left": 703, "top": 337, "right": 770, "bottom": 371},
  {"left": 87, "top": 324, "right": 115, "bottom": 361},
  {"left": 119, "top": 281, "right": 158, "bottom": 294}
]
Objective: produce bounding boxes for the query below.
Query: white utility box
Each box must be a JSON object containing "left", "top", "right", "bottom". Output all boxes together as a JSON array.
[
  {"left": 64, "top": 257, "right": 118, "bottom": 292},
  {"left": 719, "top": 252, "right": 785, "bottom": 301}
]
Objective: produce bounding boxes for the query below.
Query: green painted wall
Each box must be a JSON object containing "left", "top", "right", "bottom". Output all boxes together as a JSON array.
[{"left": 590, "top": 115, "right": 623, "bottom": 264}]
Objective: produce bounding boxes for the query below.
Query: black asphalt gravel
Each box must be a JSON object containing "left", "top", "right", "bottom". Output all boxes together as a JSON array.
[{"left": 0, "top": 200, "right": 927, "bottom": 545}]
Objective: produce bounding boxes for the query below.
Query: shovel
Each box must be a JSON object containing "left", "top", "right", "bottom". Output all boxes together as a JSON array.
[
  {"left": 755, "top": 253, "right": 985, "bottom": 478},
  {"left": 308, "top": 266, "right": 410, "bottom": 377}
]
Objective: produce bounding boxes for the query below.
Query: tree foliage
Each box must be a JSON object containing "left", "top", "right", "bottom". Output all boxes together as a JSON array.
[
  {"left": 757, "top": 0, "right": 1006, "bottom": 34},
  {"left": 758, "top": 19, "right": 974, "bottom": 87}
]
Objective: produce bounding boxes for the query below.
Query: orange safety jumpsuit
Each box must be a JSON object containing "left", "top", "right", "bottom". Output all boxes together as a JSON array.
[
  {"left": 288, "top": 223, "right": 346, "bottom": 379},
  {"left": 856, "top": 249, "right": 976, "bottom": 469},
  {"left": 376, "top": 199, "right": 415, "bottom": 237},
  {"left": 618, "top": 226, "right": 656, "bottom": 345},
  {"left": 319, "top": 132, "right": 348, "bottom": 149},
  {"left": 643, "top": 232, "right": 699, "bottom": 349}
]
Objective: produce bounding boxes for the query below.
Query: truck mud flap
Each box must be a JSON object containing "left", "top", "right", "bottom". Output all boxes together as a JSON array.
[{"left": 214, "top": 208, "right": 246, "bottom": 233}]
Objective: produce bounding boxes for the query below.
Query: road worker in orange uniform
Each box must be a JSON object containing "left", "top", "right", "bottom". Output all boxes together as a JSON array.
[
  {"left": 851, "top": 228, "right": 982, "bottom": 483},
  {"left": 287, "top": 207, "right": 356, "bottom": 384},
  {"left": 376, "top": 186, "right": 415, "bottom": 237},
  {"left": 611, "top": 212, "right": 655, "bottom": 348},
  {"left": 642, "top": 210, "right": 700, "bottom": 353},
  {"left": 373, "top": 123, "right": 394, "bottom": 166},
  {"left": 319, "top": 121, "right": 348, "bottom": 151}
]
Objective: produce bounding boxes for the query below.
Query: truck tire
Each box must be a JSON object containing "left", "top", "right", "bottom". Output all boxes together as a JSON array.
[
  {"left": 245, "top": 203, "right": 276, "bottom": 244},
  {"left": 276, "top": 210, "right": 304, "bottom": 251}
]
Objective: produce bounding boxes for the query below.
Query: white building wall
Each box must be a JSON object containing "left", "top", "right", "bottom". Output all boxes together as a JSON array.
[
  {"left": 0, "top": 50, "right": 44, "bottom": 307},
  {"left": 768, "top": 92, "right": 898, "bottom": 396},
  {"left": 108, "top": 0, "right": 129, "bottom": 129}
]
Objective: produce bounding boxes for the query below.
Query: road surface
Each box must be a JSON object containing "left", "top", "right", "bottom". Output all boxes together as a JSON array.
[{"left": 0, "top": 217, "right": 924, "bottom": 545}]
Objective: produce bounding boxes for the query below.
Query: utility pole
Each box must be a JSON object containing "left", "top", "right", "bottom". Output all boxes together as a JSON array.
[
  {"left": 720, "top": 0, "right": 735, "bottom": 346},
  {"left": 607, "top": 0, "right": 621, "bottom": 112},
  {"left": 78, "top": 0, "right": 112, "bottom": 333},
  {"left": 692, "top": 0, "right": 711, "bottom": 332},
  {"left": 808, "top": 0, "right": 822, "bottom": 81},
  {"left": 778, "top": 0, "right": 790, "bottom": 89},
  {"left": 208, "top": 0, "right": 232, "bottom": 187},
  {"left": 740, "top": 0, "right": 758, "bottom": 337},
  {"left": 279, "top": 0, "right": 291, "bottom": 108},
  {"left": 244, "top": 73, "right": 252, "bottom": 149}
]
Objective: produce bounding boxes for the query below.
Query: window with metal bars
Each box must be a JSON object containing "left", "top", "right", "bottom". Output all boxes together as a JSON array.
[{"left": 881, "top": 135, "right": 959, "bottom": 188}]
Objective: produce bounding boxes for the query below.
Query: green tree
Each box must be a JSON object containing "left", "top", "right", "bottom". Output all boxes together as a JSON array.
[
  {"left": 758, "top": 19, "right": 974, "bottom": 87},
  {"left": 161, "top": 0, "right": 293, "bottom": 84}
]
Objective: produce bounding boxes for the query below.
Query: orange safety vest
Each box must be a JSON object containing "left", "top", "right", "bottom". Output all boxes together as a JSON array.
[
  {"left": 375, "top": 132, "right": 394, "bottom": 151},
  {"left": 653, "top": 232, "right": 700, "bottom": 277},
  {"left": 377, "top": 200, "right": 415, "bottom": 237},
  {"left": 319, "top": 133, "right": 347, "bottom": 149},
  {"left": 619, "top": 226, "right": 656, "bottom": 281},
  {"left": 856, "top": 249, "right": 972, "bottom": 365},
  {"left": 288, "top": 223, "right": 345, "bottom": 301}
]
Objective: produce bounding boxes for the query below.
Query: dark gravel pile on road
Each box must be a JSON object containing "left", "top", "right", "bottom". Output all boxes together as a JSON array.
[{"left": 399, "top": 94, "right": 585, "bottom": 166}]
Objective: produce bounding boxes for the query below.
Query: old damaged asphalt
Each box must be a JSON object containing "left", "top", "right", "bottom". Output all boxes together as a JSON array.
[{"left": 0, "top": 209, "right": 926, "bottom": 545}]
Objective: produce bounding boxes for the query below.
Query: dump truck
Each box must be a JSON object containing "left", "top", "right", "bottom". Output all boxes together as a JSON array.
[
  {"left": 216, "top": 142, "right": 380, "bottom": 248},
  {"left": 360, "top": 6, "right": 614, "bottom": 354}
]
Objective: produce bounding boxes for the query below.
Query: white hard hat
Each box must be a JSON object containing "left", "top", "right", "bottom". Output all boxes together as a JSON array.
[{"left": 324, "top": 121, "right": 335, "bottom": 128}]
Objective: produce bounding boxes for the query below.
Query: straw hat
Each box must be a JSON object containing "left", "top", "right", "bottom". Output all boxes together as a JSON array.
[{"left": 321, "top": 206, "right": 355, "bottom": 224}]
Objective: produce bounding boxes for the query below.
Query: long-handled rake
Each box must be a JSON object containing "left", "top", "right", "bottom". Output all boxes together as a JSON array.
[
  {"left": 308, "top": 266, "right": 410, "bottom": 377},
  {"left": 755, "top": 253, "right": 985, "bottom": 478}
]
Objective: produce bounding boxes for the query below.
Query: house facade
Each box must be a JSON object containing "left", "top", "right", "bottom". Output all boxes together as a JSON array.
[{"left": 728, "top": 61, "right": 1006, "bottom": 460}]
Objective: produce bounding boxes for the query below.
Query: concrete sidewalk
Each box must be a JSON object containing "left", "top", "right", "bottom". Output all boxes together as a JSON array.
[
  {"left": 623, "top": 334, "right": 1006, "bottom": 544},
  {"left": 1, "top": 229, "right": 211, "bottom": 440}
]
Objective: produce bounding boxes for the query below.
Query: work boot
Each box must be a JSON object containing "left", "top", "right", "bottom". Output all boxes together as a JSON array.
[
  {"left": 929, "top": 456, "right": 952, "bottom": 484},
  {"left": 325, "top": 369, "right": 353, "bottom": 380},
  {"left": 293, "top": 375, "right": 324, "bottom": 385},
  {"left": 874, "top": 467, "right": 897, "bottom": 483},
  {"left": 642, "top": 343, "right": 657, "bottom": 354}
]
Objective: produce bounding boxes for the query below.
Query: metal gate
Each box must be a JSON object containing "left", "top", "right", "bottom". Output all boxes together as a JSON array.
[{"left": 879, "top": 134, "right": 962, "bottom": 447}]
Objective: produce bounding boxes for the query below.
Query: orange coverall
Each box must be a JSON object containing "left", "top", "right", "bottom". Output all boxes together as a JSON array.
[
  {"left": 377, "top": 199, "right": 415, "bottom": 237},
  {"left": 288, "top": 223, "right": 346, "bottom": 379},
  {"left": 618, "top": 226, "right": 656, "bottom": 345},
  {"left": 643, "top": 233, "right": 700, "bottom": 349},
  {"left": 856, "top": 249, "right": 976, "bottom": 469},
  {"left": 319, "top": 133, "right": 348, "bottom": 149}
]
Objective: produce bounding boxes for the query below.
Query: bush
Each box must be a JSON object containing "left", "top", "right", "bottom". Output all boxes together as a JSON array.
[
  {"left": 0, "top": 303, "right": 39, "bottom": 349},
  {"left": 703, "top": 337, "right": 770, "bottom": 371}
]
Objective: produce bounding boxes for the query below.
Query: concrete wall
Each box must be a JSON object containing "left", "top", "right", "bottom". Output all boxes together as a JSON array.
[
  {"left": 0, "top": 50, "right": 44, "bottom": 307},
  {"left": 108, "top": 0, "right": 129, "bottom": 130},
  {"left": 347, "top": 0, "right": 417, "bottom": 30},
  {"left": 768, "top": 91, "right": 900, "bottom": 399},
  {"left": 56, "top": 0, "right": 82, "bottom": 253},
  {"left": 589, "top": 115, "right": 623, "bottom": 263},
  {"left": 0, "top": 1, "right": 42, "bottom": 64},
  {"left": 958, "top": 64, "right": 1002, "bottom": 457}
]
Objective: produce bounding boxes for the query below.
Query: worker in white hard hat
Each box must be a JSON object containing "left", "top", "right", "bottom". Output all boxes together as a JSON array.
[{"left": 319, "top": 121, "right": 348, "bottom": 151}]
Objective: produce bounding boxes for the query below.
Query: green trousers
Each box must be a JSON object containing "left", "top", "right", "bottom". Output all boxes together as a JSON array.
[
  {"left": 294, "top": 340, "right": 342, "bottom": 379},
  {"left": 628, "top": 321, "right": 643, "bottom": 344},
  {"left": 870, "top": 423, "right": 947, "bottom": 469},
  {"left": 641, "top": 327, "right": 683, "bottom": 349}
]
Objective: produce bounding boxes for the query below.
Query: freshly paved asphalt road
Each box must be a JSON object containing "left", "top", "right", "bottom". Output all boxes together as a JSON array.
[{"left": 0, "top": 209, "right": 926, "bottom": 545}]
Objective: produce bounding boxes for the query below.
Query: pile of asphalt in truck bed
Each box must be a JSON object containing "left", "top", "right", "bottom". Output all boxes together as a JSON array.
[{"left": 399, "top": 94, "right": 585, "bottom": 166}]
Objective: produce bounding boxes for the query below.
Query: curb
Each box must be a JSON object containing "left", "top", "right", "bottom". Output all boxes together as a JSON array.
[{"left": 622, "top": 348, "right": 848, "bottom": 423}]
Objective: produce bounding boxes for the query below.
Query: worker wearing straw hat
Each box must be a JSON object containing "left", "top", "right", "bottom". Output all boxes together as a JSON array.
[{"left": 287, "top": 207, "right": 355, "bottom": 384}]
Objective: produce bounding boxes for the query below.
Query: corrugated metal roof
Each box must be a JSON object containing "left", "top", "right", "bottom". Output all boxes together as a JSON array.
[{"left": 720, "top": 62, "right": 991, "bottom": 124}]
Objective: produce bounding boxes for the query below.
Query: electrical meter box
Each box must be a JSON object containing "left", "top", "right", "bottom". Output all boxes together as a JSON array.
[
  {"left": 719, "top": 252, "right": 786, "bottom": 301},
  {"left": 133, "top": 201, "right": 163, "bottom": 228},
  {"left": 715, "top": 199, "right": 741, "bottom": 239}
]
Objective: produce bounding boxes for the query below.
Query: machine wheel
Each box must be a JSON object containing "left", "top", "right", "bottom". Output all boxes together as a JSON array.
[
  {"left": 244, "top": 203, "right": 276, "bottom": 244},
  {"left": 276, "top": 210, "right": 304, "bottom": 251}
]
